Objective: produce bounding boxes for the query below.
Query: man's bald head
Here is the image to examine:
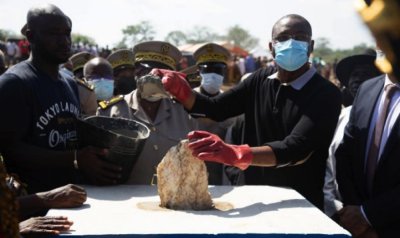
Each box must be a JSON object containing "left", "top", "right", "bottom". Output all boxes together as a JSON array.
[
  {"left": 24, "top": 4, "right": 72, "bottom": 64},
  {"left": 83, "top": 57, "right": 113, "bottom": 80},
  {"left": 272, "top": 14, "right": 312, "bottom": 40}
]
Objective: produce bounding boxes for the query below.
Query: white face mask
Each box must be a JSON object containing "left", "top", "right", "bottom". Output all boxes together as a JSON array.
[
  {"left": 200, "top": 73, "right": 223, "bottom": 95},
  {"left": 142, "top": 94, "right": 167, "bottom": 102}
]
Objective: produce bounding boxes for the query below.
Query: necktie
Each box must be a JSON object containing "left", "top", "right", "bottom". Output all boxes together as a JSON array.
[{"left": 366, "top": 84, "right": 398, "bottom": 194}]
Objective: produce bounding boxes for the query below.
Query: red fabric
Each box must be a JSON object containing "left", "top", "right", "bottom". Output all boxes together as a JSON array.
[
  {"left": 188, "top": 130, "right": 253, "bottom": 170},
  {"left": 18, "top": 39, "right": 30, "bottom": 56},
  {"left": 150, "top": 68, "right": 191, "bottom": 103}
]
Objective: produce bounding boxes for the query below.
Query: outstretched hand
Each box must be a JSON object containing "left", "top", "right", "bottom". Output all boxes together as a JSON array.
[{"left": 187, "top": 130, "right": 253, "bottom": 170}]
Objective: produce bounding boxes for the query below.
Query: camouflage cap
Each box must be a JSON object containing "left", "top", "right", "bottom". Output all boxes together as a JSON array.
[
  {"left": 133, "top": 41, "right": 181, "bottom": 70},
  {"left": 107, "top": 49, "right": 135, "bottom": 69},
  {"left": 194, "top": 43, "right": 231, "bottom": 65},
  {"left": 69, "top": 51, "right": 95, "bottom": 73}
]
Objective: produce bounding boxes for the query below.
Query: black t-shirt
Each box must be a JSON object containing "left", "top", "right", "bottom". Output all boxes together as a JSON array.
[
  {"left": 0, "top": 61, "right": 80, "bottom": 193},
  {"left": 191, "top": 67, "right": 342, "bottom": 209}
]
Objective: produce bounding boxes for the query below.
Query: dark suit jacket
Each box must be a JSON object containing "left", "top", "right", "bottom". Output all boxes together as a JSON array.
[{"left": 336, "top": 75, "right": 400, "bottom": 237}]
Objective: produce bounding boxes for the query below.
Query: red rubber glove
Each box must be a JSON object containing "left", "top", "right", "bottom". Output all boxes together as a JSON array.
[
  {"left": 187, "top": 130, "right": 253, "bottom": 170},
  {"left": 150, "top": 68, "right": 192, "bottom": 103}
]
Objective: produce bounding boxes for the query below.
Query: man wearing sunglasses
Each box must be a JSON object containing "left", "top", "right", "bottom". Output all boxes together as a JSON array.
[{"left": 153, "top": 14, "right": 342, "bottom": 210}]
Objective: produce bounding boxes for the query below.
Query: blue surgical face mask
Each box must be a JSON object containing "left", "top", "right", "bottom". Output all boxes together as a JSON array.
[
  {"left": 200, "top": 73, "right": 223, "bottom": 95},
  {"left": 273, "top": 39, "right": 309, "bottom": 72},
  {"left": 90, "top": 78, "right": 114, "bottom": 101}
]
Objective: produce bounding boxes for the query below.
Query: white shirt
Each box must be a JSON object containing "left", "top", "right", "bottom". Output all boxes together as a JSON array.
[
  {"left": 267, "top": 66, "right": 317, "bottom": 90},
  {"left": 323, "top": 106, "right": 351, "bottom": 216}
]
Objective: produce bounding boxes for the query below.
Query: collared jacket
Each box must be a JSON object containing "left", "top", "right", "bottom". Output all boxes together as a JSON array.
[{"left": 336, "top": 75, "right": 400, "bottom": 237}]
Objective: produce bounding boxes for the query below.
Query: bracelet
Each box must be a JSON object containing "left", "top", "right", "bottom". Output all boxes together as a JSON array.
[{"left": 73, "top": 150, "right": 79, "bottom": 170}]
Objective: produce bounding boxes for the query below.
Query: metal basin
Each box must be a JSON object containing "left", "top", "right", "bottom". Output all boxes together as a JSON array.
[{"left": 78, "top": 116, "right": 150, "bottom": 183}]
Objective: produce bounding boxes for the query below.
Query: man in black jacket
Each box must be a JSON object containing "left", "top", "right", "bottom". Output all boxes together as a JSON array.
[{"left": 153, "top": 14, "right": 342, "bottom": 210}]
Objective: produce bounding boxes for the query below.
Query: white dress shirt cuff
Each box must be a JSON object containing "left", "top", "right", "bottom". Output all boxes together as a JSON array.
[{"left": 360, "top": 205, "right": 372, "bottom": 226}]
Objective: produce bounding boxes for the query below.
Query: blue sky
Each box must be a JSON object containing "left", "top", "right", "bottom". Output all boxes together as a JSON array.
[{"left": 0, "top": 0, "right": 374, "bottom": 49}]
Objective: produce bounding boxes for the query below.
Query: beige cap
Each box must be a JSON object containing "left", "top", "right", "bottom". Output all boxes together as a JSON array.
[
  {"left": 107, "top": 49, "right": 135, "bottom": 69},
  {"left": 193, "top": 43, "right": 231, "bottom": 65},
  {"left": 133, "top": 41, "right": 181, "bottom": 70},
  {"left": 69, "top": 52, "right": 95, "bottom": 72}
]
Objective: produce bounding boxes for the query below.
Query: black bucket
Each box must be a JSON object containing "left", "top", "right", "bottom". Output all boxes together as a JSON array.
[{"left": 77, "top": 116, "right": 150, "bottom": 183}]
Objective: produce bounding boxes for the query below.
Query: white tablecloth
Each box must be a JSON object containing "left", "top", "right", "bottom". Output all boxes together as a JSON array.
[{"left": 47, "top": 185, "right": 350, "bottom": 237}]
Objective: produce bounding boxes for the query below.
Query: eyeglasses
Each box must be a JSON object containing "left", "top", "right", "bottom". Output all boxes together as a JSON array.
[{"left": 273, "top": 33, "right": 311, "bottom": 43}]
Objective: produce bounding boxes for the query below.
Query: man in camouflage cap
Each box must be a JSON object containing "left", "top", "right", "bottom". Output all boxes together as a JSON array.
[
  {"left": 97, "top": 41, "right": 200, "bottom": 185},
  {"left": 69, "top": 51, "right": 97, "bottom": 116},
  {"left": 107, "top": 49, "right": 136, "bottom": 95}
]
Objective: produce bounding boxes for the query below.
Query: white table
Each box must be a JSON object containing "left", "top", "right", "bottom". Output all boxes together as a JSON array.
[{"left": 47, "top": 185, "right": 350, "bottom": 237}]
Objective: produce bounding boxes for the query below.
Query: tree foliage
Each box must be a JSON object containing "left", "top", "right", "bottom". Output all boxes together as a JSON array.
[
  {"left": 118, "top": 23, "right": 373, "bottom": 63},
  {"left": 0, "top": 29, "right": 18, "bottom": 41},
  {"left": 71, "top": 33, "right": 96, "bottom": 45},
  {"left": 313, "top": 37, "right": 374, "bottom": 64},
  {"left": 165, "top": 31, "right": 187, "bottom": 46},
  {"left": 164, "top": 25, "right": 258, "bottom": 50},
  {"left": 225, "top": 25, "right": 259, "bottom": 51},
  {"left": 121, "top": 21, "right": 155, "bottom": 47},
  {"left": 114, "top": 40, "right": 128, "bottom": 49},
  {"left": 186, "top": 26, "right": 221, "bottom": 44}
]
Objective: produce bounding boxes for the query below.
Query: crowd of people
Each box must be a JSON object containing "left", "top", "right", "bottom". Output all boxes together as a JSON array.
[
  {"left": 0, "top": 38, "right": 30, "bottom": 66},
  {"left": 0, "top": 1, "right": 399, "bottom": 238}
]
